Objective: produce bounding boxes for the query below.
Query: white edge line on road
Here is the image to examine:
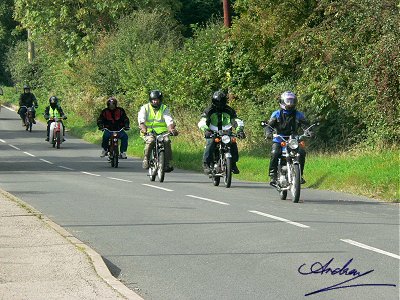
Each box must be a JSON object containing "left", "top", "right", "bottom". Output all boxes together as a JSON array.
[
  {"left": 81, "top": 171, "right": 101, "bottom": 177},
  {"left": 248, "top": 210, "right": 310, "bottom": 228},
  {"left": 107, "top": 177, "right": 133, "bottom": 183},
  {"left": 0, "top": 139, "right": 5, "bottom": 143},
  {"left": 40, "top": 159, "right": 54, "bottom": 165},
  {"left": 9, "top": 144, "right": 20, "bottom": 150},
  {"left": 142, "top": 184, "right": 173, "bottom": 192},
  {"left": 23, "top": 151, "right": 35, "bottom": 157},
  {"left": 186, "top": 195, "right": 230, "bottom": 206},
  {"left": 58, "top": 166, "right": 74, "bottom": 171},
  {"left": 1, "top": 105, "right": 14, "bottom": 112},
  {"left": 341, "top": 239, "right": 400, "bottom": 260}
]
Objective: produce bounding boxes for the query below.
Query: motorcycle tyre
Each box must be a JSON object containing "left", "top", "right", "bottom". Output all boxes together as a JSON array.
[
  {"left": 157, "top": 151, "right": 165, "bottom": 183},
  {"left": 148, "top": 149, "right": 156, "bottom": 181},
  {"left": 224, "top": 157, "right": 232, "bottom": 188},
  {"left": 212, "top": 175, "right": 220, "bottom": 186},
  {"left": 280, "top": 190, "right": 287, "bottom": 200},
  {"left": 291, "top": 164, "right": 301, "bottom": 203},
  {"left": 56, "top": 131, "right": 61, "bottom": 149}
]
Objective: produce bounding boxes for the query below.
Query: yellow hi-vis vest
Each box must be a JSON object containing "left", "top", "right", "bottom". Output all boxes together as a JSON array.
[
  {"left": 49, "top": 107, "right": 61, "bottom": 118},
  {"left": 144, "top": 103, "right": 168, "bottom": 134}
]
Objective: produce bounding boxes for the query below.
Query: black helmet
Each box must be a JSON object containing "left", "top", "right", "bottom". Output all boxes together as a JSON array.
[
  {"left": 106, "top": 97, "right": 117, "bottom": 109},
  {"left": 149, "top": 90, "right": 163, "bottom": 108},
  {"left": 280, "top": 91, "right": 297, "bottom": 111},
  {"left": 49, "top": 96, "right": 58, "bottom": 106},
  {"left": 212, "top": 90, "right": 227, "bottom": 110},
  {"left": 23, "top": 85, "right": 30, "bottom": 91}
]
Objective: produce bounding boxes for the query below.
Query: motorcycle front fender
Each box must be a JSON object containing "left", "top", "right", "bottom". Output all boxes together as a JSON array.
[{"left": 225, "top": 152, "right": 232, "bottom": 158}]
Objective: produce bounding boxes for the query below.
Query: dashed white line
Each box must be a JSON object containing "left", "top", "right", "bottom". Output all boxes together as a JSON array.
[
  {"left": 81, "top": 171, "right": 101, "bottom": 177},
  {"left": 107, "top": 177, "right": 133, "bottom": 183},
  {"left": 0, "top": 139, "right": 5, "bottom": 143},
  {"left": 186, "top": 195, "right": 230, "bottom": 206},
  {"left": 9, "top": 144, "right": 20, "bottom": 150},
  {"left": 23, "top": 152, "right": 35, "bottom": 157},
  {"left": 142, "top": 184, "right": 173, "bottom": 192},
  {"left": 58, "top": 166, "right": 74, "bottom": 171},
  {"left": 248, "top": 210, "right": 310, "bottom": 228},
  {"left": 341, "top": 239, "right": 400, "bottom": 260},
  {"left": 40, "top": 159, "right": 53, "bottom": 164}
]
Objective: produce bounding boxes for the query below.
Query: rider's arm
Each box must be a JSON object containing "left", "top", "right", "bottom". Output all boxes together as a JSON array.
[
  {"left": 96, "top": 110, "right": 105, "bottom": 129},
  {"left": 32, "top": 94, "right": 38, "bottom": 107},
  {"left": 137, "top": 105, "right": 147, "bottom": 133},
  {"left": 43, "top": 106, "right": 50, "bottom": 119}
]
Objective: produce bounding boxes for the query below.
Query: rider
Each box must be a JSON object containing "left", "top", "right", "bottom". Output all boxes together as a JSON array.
[
  {"left": 265, "top": 91, "right": 312, "bottom": 185},
  {"left": 18, "top": 85, "right": 38, "bottom": 125},
  {"left": 198, "top": 90, "right": 245, "bottom": 175},
  {"left": 97, "top": 97, "right": 130, "bottom": 159},
  {"left": 44, "top": 96, "right": 67, "bottom": 141},
  {"left": 137, "top": 90, "right": 178, "bottom": 172}
]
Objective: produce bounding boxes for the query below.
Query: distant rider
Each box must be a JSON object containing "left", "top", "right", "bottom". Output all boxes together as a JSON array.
[
  {"left": 97, "top": 97, "right": 130, "bottom": 159},
  {"left": 198, "top": 90, "right": 245, "bottom": 175},
  {"left": 138, "top": 90, "right": 178, "bottom": 172},
  {"left": 18, "top": 85, "right": 38, "bottom": 125},
  {"left": 265, "top": 91, "right": 312, "bottom": 185},
  {"left": 44, "top": 96, "right": 67, "bottom": 141}
]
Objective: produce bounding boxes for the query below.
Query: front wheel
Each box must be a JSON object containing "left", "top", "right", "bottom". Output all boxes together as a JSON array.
[
  {"left": 148, "top": 149, "right": 156, "bottom": 181},
  {"left": 291, "top": 164, "right": 301, "bottom": 203},
  {"left": 224, "top": 157, "right": 232, "bottom": 188},
  {"left": 157, "top": 151, "right": 165, "bottom": 182}
]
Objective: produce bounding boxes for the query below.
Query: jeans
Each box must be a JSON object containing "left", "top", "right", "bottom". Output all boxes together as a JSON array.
[{"left": 102, "top": 130, "right": 128, "bottom": 152}]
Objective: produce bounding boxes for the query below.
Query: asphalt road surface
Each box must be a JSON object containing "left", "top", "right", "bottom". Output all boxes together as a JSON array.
[{"left": 0, "top": 105, "right": 399, "bottom": 300}]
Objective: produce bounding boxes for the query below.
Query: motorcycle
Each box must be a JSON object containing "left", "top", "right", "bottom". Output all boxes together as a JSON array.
[
  {"left": 209, "top": 130, "right": 237, "bottom": 188},
  {"left": 103, "top": 128, "right": 128, "bottom": 168},
  {"left": 48, "top": 116, "right": 65, "bottom": 149},
  {"left": 261, "top": 121, "right": 318, "bottom": 203},
  {"left": 20, "top": 105, "right": 35, "bottom": 132},
  {"left": 147, "top": 131, "right": 172, "bottom": 182}
]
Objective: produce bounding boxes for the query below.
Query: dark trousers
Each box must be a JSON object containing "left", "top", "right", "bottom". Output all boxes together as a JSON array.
[
  {"left": 203, "top": 138, "right": 239, "bottom": 165},
  {"left": 18, "top": 106, "right": 36, "bottom": 120},
  {"left": 269, "top": 142, "right": 306, "bottom": 176}
]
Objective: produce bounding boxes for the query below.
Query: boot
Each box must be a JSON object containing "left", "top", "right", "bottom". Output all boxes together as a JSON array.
[
  {"left": 232, "top": 163, "right": 240, "bottom": 174},
  {"left": 203, "top": 163, "right": 211, "bottom": 175}
]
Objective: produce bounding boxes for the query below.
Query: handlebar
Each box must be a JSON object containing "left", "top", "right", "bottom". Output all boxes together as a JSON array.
[{"left": 102, "top": 128, "right": 128, "bottom": 133}]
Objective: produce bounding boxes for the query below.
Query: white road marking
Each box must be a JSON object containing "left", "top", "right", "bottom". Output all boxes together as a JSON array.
[
  {"left": 186, "top": 195, "right": 230, "bottom": 206},
  {"left": 1, "top": 106, "right": 14, "bottom": 112},
  {"left": 23, "top": 152, "right": 36, "bottom": 157},
  {"left": 248, "top": 210, "right": 310, "bottom": 228},
  {"left": 40, "top": 159, "right": 53, "bottom": 164},
  {"left": 81, "top": 171, "right": 101, "bottom": 177},
  {"left": 142, "top": 184, "right": 173, "bottom": 192},
  {"left": 58, "top": 166, "right": 74, "bottom": 171},
  {"left": 0, "top": 139, "right": 6, "bottom": 143},
  {"left": 107, "top": 177, "right": 133, "bottom": 183},
  {"left": 9, "top": 144, "right": 20, "bottom": 150},
  {"left": 341, "top": 239, "right": 400, "bottom": 260}
]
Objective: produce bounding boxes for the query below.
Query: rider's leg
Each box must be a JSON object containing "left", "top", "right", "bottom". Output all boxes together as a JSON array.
[
  {"left": 202, "top": 138, "right": 215, "bottom": 173},
  {"left": 163, "top": 136, "right": 173, "bottom": 172},
  {"left": 143, "top": 135, "right": 155, "bottom": 168},
  {"left": 269, "top": 143, "right": 281, "bottom": 183},
  {"left": 231, "top": 143, "right": 240, "bottom": 174},
  {"left": 298, "top": 148, "right": 306, "bottom": 183},
  {"left": 19, "top": 107, "right": 27, "bottom": 125},
  {"left": 45, "top": 121, "right": 51, "bottom": 141},
  {"left": 100, "top": 130, "right": 111, "bottom": 156},
  {"left": 119, "top": 131, "right": 128, "bottom": 153}
]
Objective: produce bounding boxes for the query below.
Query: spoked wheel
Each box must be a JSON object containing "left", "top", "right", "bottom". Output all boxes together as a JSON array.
[
  {"left": 223, "top": 157, "right": 232, "bottom": 188},
  {"left": 29, "top": 120, "right": 32, "bottom": 132},
  {"left": 291, "top": 164, "right": 301, "bottom": 203},
  {"left": 113, "top": 150, "right": 119, "bottom": 168},
  {"left": 56, "top": 131, "right": 61, "bottom": 149},
  {"left": 157, "top": 151, "right": 165, "bottom": 182},
  {"left": 148, "top": 150, "right": 156, "bottom": 181}
]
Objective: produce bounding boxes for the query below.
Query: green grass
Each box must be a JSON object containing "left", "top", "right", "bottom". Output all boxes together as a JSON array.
[{"left": 1, "top": 86, "right": 398, "bottom": 202}]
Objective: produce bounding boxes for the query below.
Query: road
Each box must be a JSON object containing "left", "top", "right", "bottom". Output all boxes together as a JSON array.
[{"left": 0, "top": 105, "right": 399, "bottom": 300}]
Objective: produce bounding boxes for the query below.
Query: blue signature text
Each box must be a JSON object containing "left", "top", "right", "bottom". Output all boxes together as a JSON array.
[{"left": 298, "top": 258, "right": 396, "bottom": 296}]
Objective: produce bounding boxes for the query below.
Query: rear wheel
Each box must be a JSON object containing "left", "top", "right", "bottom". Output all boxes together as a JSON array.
[
  {"left": 291, "top": 164, "right": 301, "bottom": 203},
  {"left": 157, "top": 151, "right": 165, "bottom": 182},
  {"left": 224, "top": 157, "right": 232, "bottom": 188}
]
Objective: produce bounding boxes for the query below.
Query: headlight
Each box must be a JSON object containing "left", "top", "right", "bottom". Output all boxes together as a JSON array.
[
  {"left": 221, "top": 135, "right": 231, "bottom": 144},
  {"left": 288, "top": 139, "right": 299, "bottom": 149},
  {"left": 157, "top": 135, "right": 164, "bottom": 142}
]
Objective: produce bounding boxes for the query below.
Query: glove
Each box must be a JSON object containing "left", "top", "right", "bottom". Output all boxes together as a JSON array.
[
  {"left": 98, "top": 126, "right": 104, "bottom": 131},
  {"left": 34, "top": 105, "right": 38, "bottom": 109},
  {"left": 62, "top": 115, "right": 67, "bottom": 120},
  {"left": 170, "top": 129, "right": 179, "bottom": 136},
  {"left": 237, "top": 131, "right": 246, "bottom": 139},
  {"left": 204, "top": 130, "right": 213, "bottom": 138},
  {"left": 265, "top": 131, "right": 273, "bottom": 139}
]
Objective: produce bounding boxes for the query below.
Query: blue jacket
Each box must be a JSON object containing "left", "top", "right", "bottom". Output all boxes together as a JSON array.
[{"left": 268, "top": 109, "right": 309, "bottom": 143}]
